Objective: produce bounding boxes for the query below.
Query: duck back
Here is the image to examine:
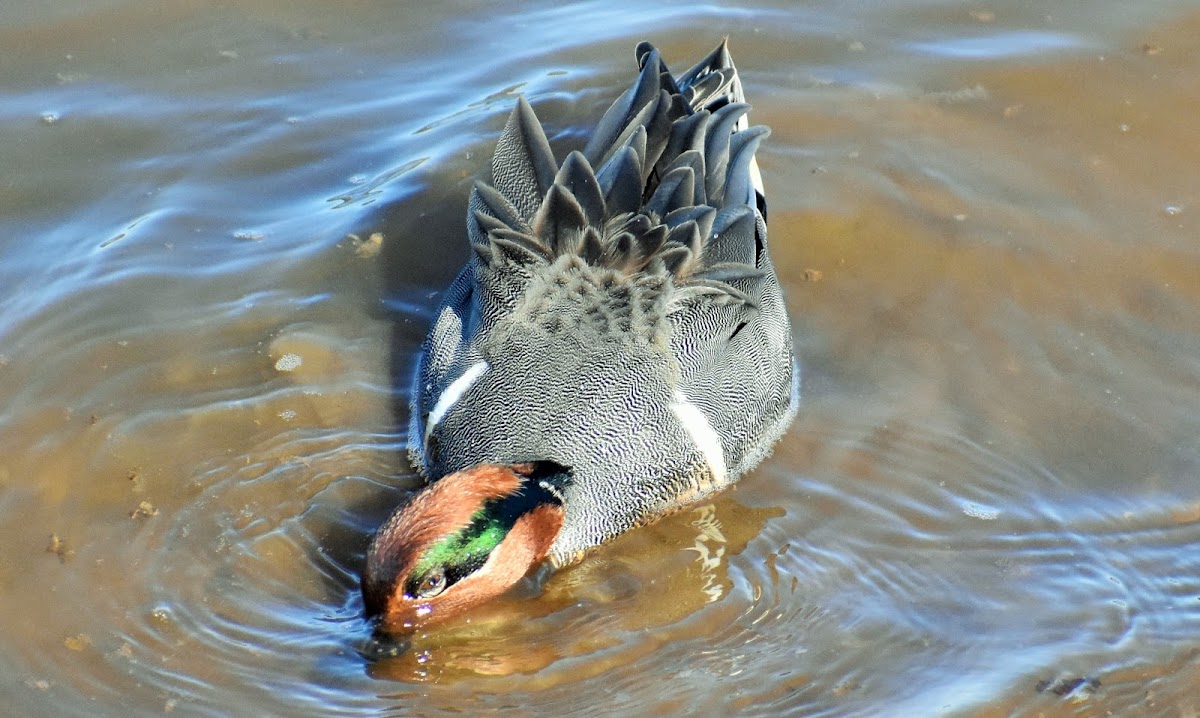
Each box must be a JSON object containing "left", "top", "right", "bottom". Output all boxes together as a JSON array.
[{"left": 408, "top": 41, "right": 798, "bottom": 564}]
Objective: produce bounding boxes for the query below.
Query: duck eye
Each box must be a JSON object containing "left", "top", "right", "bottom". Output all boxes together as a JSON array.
[{"left": 414, "top": 567, "right": 447, "bottom": 599}]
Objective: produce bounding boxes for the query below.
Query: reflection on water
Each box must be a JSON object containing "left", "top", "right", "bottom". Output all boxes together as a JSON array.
[
  {"left": 367, "top": 499, "right": 783, "bottom": 683},
  {"left": 2, "top": 1, "right": 1200, "bottom": 715}
]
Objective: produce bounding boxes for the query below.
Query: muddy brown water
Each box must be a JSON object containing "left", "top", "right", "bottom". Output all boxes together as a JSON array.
[{"left": 3, "top": 1, "right": 1200, "bottom": 715}]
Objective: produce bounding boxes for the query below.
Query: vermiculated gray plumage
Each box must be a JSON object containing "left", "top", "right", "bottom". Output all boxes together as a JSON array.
[{"left": 408, "top": 41, "right": 798, "bottom": 565}]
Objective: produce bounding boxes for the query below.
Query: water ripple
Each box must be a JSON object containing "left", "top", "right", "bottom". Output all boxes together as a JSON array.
[{"left": 908, "top": 31, "right": 1090, "bottom": 60}]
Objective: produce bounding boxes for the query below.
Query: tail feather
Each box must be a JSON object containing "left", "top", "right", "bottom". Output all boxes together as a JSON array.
[
  {"left": 467, "top": 41, "right": 769, "bottom": 316},
  {"left": 554, "top": 152, "right": 606, "bottom": 227},
  {"left": 596, "top": 144, "right": 644, "bottom": 217}
]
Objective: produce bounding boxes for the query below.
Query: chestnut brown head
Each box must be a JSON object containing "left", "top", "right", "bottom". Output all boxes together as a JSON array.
[{"left": 362, "top": 462, "right": 568, "bottom": 635}]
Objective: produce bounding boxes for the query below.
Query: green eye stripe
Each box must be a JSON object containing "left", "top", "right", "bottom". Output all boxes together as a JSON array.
[
  {"left": 414, "top": 510, "right": 506, "bottom": 574},
  {"left": 402, "top": 471, "right": 567, "bottom": 599},
  {"left": 405, "top": 504, "right": 512, "bottom": 598}
]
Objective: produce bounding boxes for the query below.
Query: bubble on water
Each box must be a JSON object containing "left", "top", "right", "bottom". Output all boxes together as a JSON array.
[
  {"left": 277, "top": 409, "right": 297, "bottom": 421},
  {"left": 274, "top": 353, "right": 303, "bottom": 372},
  {"left": 962, "top": 501, "right": 1000, "bottom": 520},
  {"left": 150, "top": 607, "right": 173, "bottom": 625},
  {"left": 233, "top": 229, "right": 265, "bottom": 241},
  {"left": 40, "top": 112, "right": 61, "bottom": 125},
  {"left": 1164, "top": 205, "right": 1183, "bottom": 216}
]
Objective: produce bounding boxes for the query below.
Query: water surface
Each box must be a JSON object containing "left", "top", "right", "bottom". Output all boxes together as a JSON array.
[{"left": 3, "top": 1, "right": 1200, "bottom": 715}]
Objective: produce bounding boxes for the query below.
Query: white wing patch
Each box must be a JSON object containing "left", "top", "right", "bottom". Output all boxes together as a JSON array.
[
  {"left": 670, "top": 391, "right": 727, "bottom": 486},
  {"left": 789, "top": 356, "right": 802, "bottom": 408},
  {"left": 426, "top": 361, "right": 489, "bottom": 435}
]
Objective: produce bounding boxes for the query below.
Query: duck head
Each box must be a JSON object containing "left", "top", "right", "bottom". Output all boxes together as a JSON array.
[{"left": 362, "top": 462, "right": 569, "bottom": 635}]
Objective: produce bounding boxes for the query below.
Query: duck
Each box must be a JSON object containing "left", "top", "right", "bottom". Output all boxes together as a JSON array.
[{"left": 362, "top": 40, "right": 798, "bottom": 636}]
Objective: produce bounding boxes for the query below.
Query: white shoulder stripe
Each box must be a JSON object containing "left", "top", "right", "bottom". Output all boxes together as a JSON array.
[
  {"left": 789, "top": 357, "right": 802, "bottom": 407},
  {"left": 426, "top": 361, "right": 489, "bottom": 434},
  {"left": 670, "top": 391, "right": 727, "bottom": 485}
]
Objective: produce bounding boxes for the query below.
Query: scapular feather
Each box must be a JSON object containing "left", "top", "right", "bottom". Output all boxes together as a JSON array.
[
  {"left": 474, "top": 180, "right": 532, "bottom": 234},
  {"left": 664, "top": 205, "right": 717, "bottom": 237},
  {"left": 692, "top": 261, "right": 766, "bottom": 284},
  {"left": 656, "top": 111, "right": 710, "bottom": 181},
  {"left": 488, "top": 228, "right": 551, "bottom": 262},
  {"left": 682, "top": 69, "right": 734, "bottom": 111},
  {"left": 631, "top": 224, "right": 668, "bottom": 268},
  {"left": 491, "top": 233, "right": 552, "bottom": 266},
  {"left": 585, "top": 91, "right": 656, "bottom": 170},
  {"left": 665, "top": 221, "right": 701, "bottom": 258},
  {"left": 661, "top": 149, "right": 707, "bottom": 207},
  {"left": 722, "top": 126, "right": 770, "bottom": 210},
  {"left": 532, "top": 184, "right": 588, "bottom": 257},
  {"left": 656, "top": 244, "right": 694, "bottom": 277},
  {"left": 554, "top": 151, "right": 606, "bottom": 227},
  {"left": 596, "top": 144, "right": 644, "bottom": 218},
  {"left": 705, "top": 206, "right": 757, "bottom": 266},
  {"left": 645, "top": 165, "right": 695, "bottom": 218},
  {"left": 491, "top": 97, "right": 557, "bottom": 221},
  {"left": 473, "top": 209, "right": 509, "bottom": 238},
  {"left": 675, "top": 39, "right": 733, "bottom": 93},
  {"left": 704, "top": 103, "right": 750, "bottom": 200},
  {"left": 584, "top": 45, "right": 669, "bottom": 164}
]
